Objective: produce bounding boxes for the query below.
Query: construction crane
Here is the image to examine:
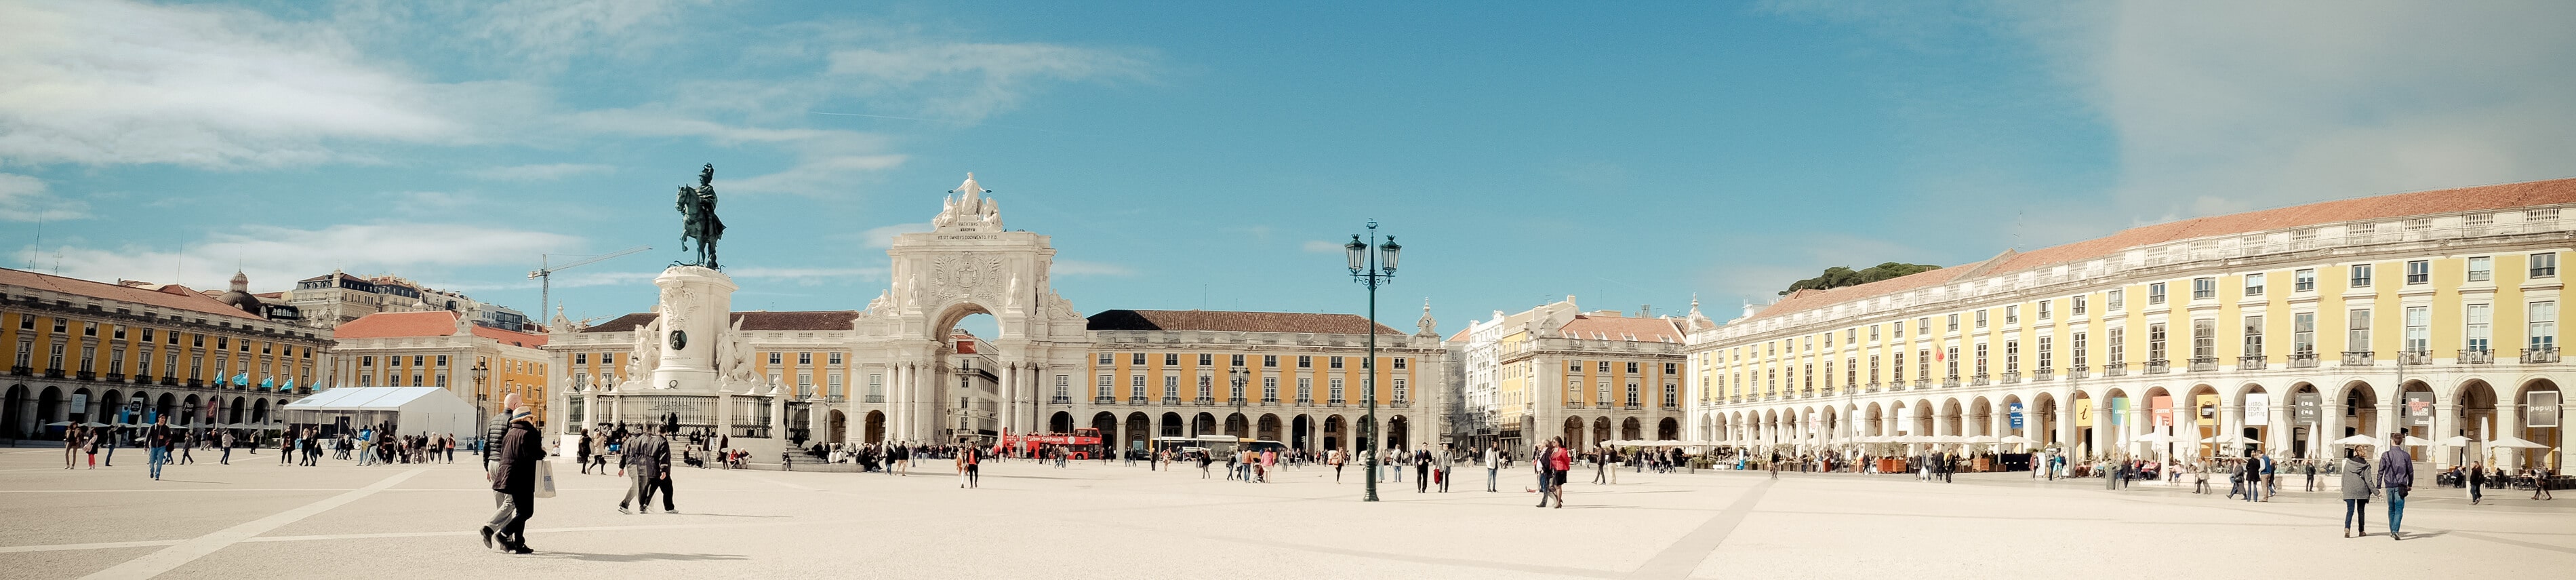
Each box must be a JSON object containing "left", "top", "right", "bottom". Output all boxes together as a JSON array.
[{"left": 529, "top": 246, "right": 651, "bottom": 321}]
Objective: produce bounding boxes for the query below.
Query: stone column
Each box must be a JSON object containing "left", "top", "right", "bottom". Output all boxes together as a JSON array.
[
  {"left": 1000, "top": 362, "right": 1018, "bottom": 436},
  {"left": 2499, "top": 404, "right": 2523, "bottom": 469},
  {"left": 891, "top": 363, "right": 910, "bottom": 442},
  {"left": 2217, "top": 404, "right": 2239, "bottom": 458},
  {"left": 2268, "top": 400, "right": 2293, "bottom": 459},
  {"left": 2432, "top": 404, "right": 2458, "bottom": 469}
]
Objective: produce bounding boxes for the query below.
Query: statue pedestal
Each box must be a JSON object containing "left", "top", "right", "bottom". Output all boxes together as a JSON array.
[{"left": 650, "top": 266, "right": 736, "bottom": 392}]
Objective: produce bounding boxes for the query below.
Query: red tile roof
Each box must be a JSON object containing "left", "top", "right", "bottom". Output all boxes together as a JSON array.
[
  {"left": 338, "top": 311, "right": 548, "bottom": 347},
  {"left": 1747, "top": 177, "right": 2576, "bottom": 322},
  {"left": 580, "top": 311, "right": 860, "bottom": 333},
  {"left": 0, "top": 267, "right": 262, "bottom": 320},
  {"left": 1558, "top": 315, "right": 1684, "bottom": 343},
  {"left": 1087, "top": 309, "right": 1406, "bottom": 334}
]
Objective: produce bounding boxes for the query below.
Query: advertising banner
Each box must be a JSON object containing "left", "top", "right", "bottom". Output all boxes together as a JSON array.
[
  {"left": 2294, "top": 393, "right": 2320, "bottom": 427},
  {"left": 2531, "top": 391, "right": 2562, "bottom": 428},
  {"left": 2110, "top": 397, "right": 2129, "bottom": 427},
  {"left": 2008, "top": 402, "right": 2026, "bottom": 430},
  {"left": 2404, "top": 392, "right": 2434, "bottom": 428},
  {"left": 2196, "top": 394, "right": 2220, "bottom": 425},
  {"left": 2152, "top": 395, "right": 2175, "bottom": 427},
  {"left": 2245, "top": 393, "right": 2270, "bottom": 427},
  {"left": 2074, "top": 402, "right": 2093, "bottom": 427}
]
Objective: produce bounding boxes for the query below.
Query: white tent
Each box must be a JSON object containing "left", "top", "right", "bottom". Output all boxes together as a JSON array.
[{"left": 283, "top": 387, "right": 481, "bottom": 438}]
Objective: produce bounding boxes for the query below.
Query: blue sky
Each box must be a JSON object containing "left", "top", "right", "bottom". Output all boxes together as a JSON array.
[{"left": 7, "top": 1, "right": 2575, "bottom": 334}]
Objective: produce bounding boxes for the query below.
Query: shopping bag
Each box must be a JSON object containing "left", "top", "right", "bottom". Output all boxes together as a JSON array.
[{"left": 534, "top": 461, "right": 559, "bottom": 498}]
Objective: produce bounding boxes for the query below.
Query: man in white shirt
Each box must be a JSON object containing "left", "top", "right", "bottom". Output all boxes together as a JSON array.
[{"left": 1483, "top": 444, "right": 1501, "bottom": 492}]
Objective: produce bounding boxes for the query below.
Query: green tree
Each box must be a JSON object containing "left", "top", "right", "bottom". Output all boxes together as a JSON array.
[{"left": 1779, "top": 262, "right": 1941, "bottom": 296}]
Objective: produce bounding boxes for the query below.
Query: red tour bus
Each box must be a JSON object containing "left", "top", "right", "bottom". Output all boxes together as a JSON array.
[{"left": 1009, "top": 428, "right": 1105, "bottom": 459}]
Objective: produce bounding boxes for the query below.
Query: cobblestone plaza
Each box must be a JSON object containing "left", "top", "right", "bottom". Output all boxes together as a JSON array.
[{"left": 4, "top": 450, "right": 2569, "bottom": 579}]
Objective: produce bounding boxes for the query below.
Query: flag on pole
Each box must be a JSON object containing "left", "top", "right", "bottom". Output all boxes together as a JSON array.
[
  {"left": 259, "top": 377, "right": 275, "bottom": 391},
  {"left": 231, "top": 373, "right": 249, "bottom": 387},
  {"left": 282, "top": 379, "right": 296, "bottom": 391}
]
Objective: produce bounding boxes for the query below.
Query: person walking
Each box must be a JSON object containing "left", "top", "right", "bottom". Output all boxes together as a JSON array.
[
  {"left": 145, "top": 416, "right": 172, "bottom": 480},
  {"left": 1485, "top": 444, "right": 1501, "bottom": 492},
  {"left": 962, "top": 446, "right": 981, "bottom": 489},
  {"left": 1547, "top": 438, "right": 1573, "bottom": 508},
  {"left": 1435, "top": 445, "right": 1452, "bottom": 492},
  {"left": 1415, "top": 448, "right": 1431, "bottom": 492},
  {"left": 2377, "top": 433, "right": 2415, "bottom": 541},
  {"left": 617, "top": 426, "right": 671, "bottom": 514},
  {"left": 218, "top": 429, "right": 233, "bottom": 465},
  {"left": 2467, "top": 461, "right": 2485, "bottom": 505},
  {"left": 2340, "top": 447, "right": 2375, "bottom": 538},
  {"left": 481, "top": 394, "right": 517, "bottom": 471},
  {"left": 1533, "top": 441, "right": 1556, "bottom": 507},
  {"left": 2242, "top": 456, "right": 2262, "bottom": 503},
  {"left": 2535, "top": 466, "right": 2555, "bottom": 501},
  {"left": 1329, "top": 449, "right": 1345, "bottom": 483},
  {"left": 481, "top": 406, "right": 542, "bottom": 554}
]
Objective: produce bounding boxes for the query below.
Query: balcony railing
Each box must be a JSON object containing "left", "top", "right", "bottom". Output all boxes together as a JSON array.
[
  {"left": 132, "top": 374, "right": 151, "bottom": 383},
  {"left": 1624, "top": 404, "right": 1643, "bottom": 410},
  {"left": 1564, "top": 401, "right": 1586, "bottom": 408},
  {"left": 1866, "top": 381, "right": 1882, "bottom": 392},
  {"left": 2189, "top": 357, "right": 2218, "bottom": 372},
  {"left": 2397, "top": 350, "right": 2432, "bottom": 366},
  {"left": 2289, "top": 351, "right": 2320, "bottom": 368},
  {"left": 1596, "top": 402, "right": 1612, "bottom": 408},
  {"left": 2102, "top": 363, "right": 2127, "bottom": 377},
  {"left": 7, "top": 365, "right": 28, "bottom": 376},
  {"left": 1914, "top": 379, "right": 1932, "bottom": 388},
  {"left": 2238, "top": 355, "right": 2267, "bottom": 371},
  {"left": 2000, "top": 372, "right": 2021, "bottom": 385},
  {"left": 1327, "top": 399, "right": 1346, "bottom": 406},
  {"left": 159, "top": 376, "right": 177, "bottom": 386},
  {"left": 1051, "top": 396, "right": 1072, "bottom": 404},
  {"left": 1942, "top": 376, "right": 1960, "bottom": 388},
  {"left": 104, "top": 372, "right": 124, "bottom": 381},
  {"left": 1161, "top": 397, "right": 1182, "bottom": 406},
  {"left": 1971, "top": 374, "right": 1991, "bottom": 386},
  {"left": 2034, "top": 368, "right": 2055, "bottom": 381},
  {"left": 1262, "top": 397, "right": 1281, "bottom": 404},
  {"left": 2458, "top": 349, "right": 2493, "bottom": 365},
  {"left": 2524, "top": 347, "right": 2561, "bottom": 364},
  {"left": 2145, "top": 360, "right": 2170, "bottom": 374},
  {"left": 870, "top": 395, "right": 889, "bottom": 403},
  {"left": 1194, "top": 396, "right": 1215, "bottom": 405},
  {"left": 187, "top": 378, "right": 204, "bottom": 387},
  {"left": 2341, "top": 351, "right": 2375, "bottom": 366},
  {"left": 45, "top": 368, "right": 66, "bottom": 379}
]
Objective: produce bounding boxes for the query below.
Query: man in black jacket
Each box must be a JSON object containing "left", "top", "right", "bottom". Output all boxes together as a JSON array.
[
  {"left": 481, "top": 406, "right": 544, "bottom": 554},
  {"left": 618, "top": 425, "right": 673, "bottom": 514},
  {"left": 483, "top": 393, "right": 519, "bottom": 471}
]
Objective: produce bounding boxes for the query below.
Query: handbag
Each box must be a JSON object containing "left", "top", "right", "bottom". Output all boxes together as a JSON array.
[{"left": 534, "top": 461, "right": 559, "bottom": 499}]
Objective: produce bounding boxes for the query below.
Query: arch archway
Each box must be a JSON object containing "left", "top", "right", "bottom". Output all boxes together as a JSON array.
[
  {"left": 1125, "top": 412, "right": 1152, "bottom": 451},
  {"left": 1049, "top": 411, "right": 1074, "bottom": 433},
  {"left": 1291, "top": 414, "right": 1313, "bottom": 450},
  {"left": 1323, "top": 414, "right": 1347, "bottom": 450},
  {"left": 866, "top": 410, "right": 887, "bottom": 443},
  {"left": 1224, "top": 412, "right": 1248, "bottom": 438},
  {"left": 2336, "top": 381, "right": 2380, "bottom": 440},
  {"left": 1561, "top": 416, "right": 1584, "bottom": 447},
  {"left": 826, "top": 410, "right": 847, "bottom": 444},
  {"left": 1257, "top": 414, "right": 1282, "bottom": 442},
  {"left": 1387, "top": 416, "right": 1409, "bottom": 450},
  {"left": 1592, "top": 417, "right": 1611, "bottom": 446},
  {"left": 3, "top": 385, "right": 27, "bottom": 438},
  {"left": 251, "top": 398, "right": 269, "bottom": 424},
  {"left": 1620, "top": 417, "right": 1641, "bottom": 440},
  {"left": 1190, "top": 412, "right": 1216, "bottom": 437},
  {"left": 2451, "top": 379, "right": 2499, "bottom": 469},
  {"left": 37, "top": 386, "right": 62, "bottom": 427},
  {"left": 2510, "top": 378, "right": 2561, "bottom": 470},
  {"left": 1657, "top": 417, "right": 1679, "bottom": 440}
]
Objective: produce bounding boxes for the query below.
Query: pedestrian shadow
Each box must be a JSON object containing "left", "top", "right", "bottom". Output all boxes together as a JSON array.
[
  {"left": 531, "top": 552, "right": 750, "bottom": 562},
  {"left": 664, "top": 513, "right": 787, "bottom": 518},
  {"left": 2404, "top": 530, "right": 2453, "bottom": 539},
  {"left": 155, "top": 480, "right": 226, "bottom": 484}
]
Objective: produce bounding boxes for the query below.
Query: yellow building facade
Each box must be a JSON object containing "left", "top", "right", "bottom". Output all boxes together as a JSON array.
[
  {"left": 1688, "top": 178, "right": 2573, "bottom": 471},
  {"left": 329, "top": 311, "right": 550, "bottom": 430},
  {"left": 3, "top": 267, "right": 327, "bottom": 436}
]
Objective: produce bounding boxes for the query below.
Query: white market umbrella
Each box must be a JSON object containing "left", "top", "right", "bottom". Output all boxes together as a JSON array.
[
  {"left": 43, "top": 421, "right": 72, "bottom": 427},
  {"left": 2200, "top": 433, "right": 2257, "bottom": 445},
  {"left": 2433, "top": 436, "right": 2474, "bottom": 448},
  {"left": 2400, "top": 436, "right": 2438, "bottom": 447},
  {"left": 2133, "top": 432, "right": 2181, "bottom": 445},
  {"left": 2331, "top": 434, "right": 2379, "bottom": 446},
  {"left": 2000, "top": 435, "right": 2035, "bottom": 444},
  {"left": 2487, "top": 436, "right": 2551, "bottom": 449}
]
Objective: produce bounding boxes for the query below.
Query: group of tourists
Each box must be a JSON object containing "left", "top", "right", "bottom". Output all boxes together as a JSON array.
[{"left": 60, "top": 419, "right": 259, "bottom": 474}]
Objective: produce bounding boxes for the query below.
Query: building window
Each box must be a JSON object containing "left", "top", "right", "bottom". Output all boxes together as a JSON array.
[
  {"left": 1624, "top": 362, "right": 1639, "bottom": 374},
  {"left": 1197, "top": 353, "right": 1213, "bottom": 366},
  {"left": 1230, "top": 353, "right": 1245, "bottom": 367},
  {"left": 2004, "top": 307, "right": 2017, "bottom": 326},
  {"left": 2148, "top": 282, "right": 2168, "bottom": 305},
  {"left": 2245, "top": 273, "right": 2266, "bottom": 296},
  {"left": 2466, "top": 257, "right": 2493, "bottom": 282},
  {"left": 1915, "top": 349, "right": 1929, "bottom": 381},
  {"left": 2108, "top": 289, "right": 2125, "bottom": 311},
  {"left": 2531, "top": 301, "right": 2558, "bottom": 351},
  {"left": 1394, "top": 379, "right": 1409, "bottom": 402},
  {"left": 2465, "top": 304, "right": 2492, "bottom": 353},
  {"left": 2192, "top": 277, "right": 2216, "bottom": 300},
  {"left": 1623, "top": 382, "right": 1638, "bottom": 406},
  {"left": 2293, "top": 313, "right": 2316, "bottom": 354},
  {"left": 829, "top": 352, "right": 843, "bottom": 365},
  {"left": 2038, "top": 300, "right": 2052, "bottom": 320},
  {"left": 1329, "top": 356, "right": 1345, "bottom": 369},
  {"left": 2149, "top": 323, "right": 2169, "bottom": 362},
  {"left": 1053, "top": 375, "right": 1068, "bottom": 400},
  {"left": 1869, "top": 355, "right": 1881, "bottom": 382},
  {"left": 1164, "top": 375, "right": 1180, "bottom": 400},
  {"left": 1974, "top": 343, "right": 1989, "bottom": 375},
  {"left": 2192, "top": 320, "right": 2216, "bottom": 361},
  {"left": 1662, "top": 383, "right": 1677, "bottom": 407},
  {"left": 2003, "top": 341, "right": 2019, "bottom": 374},
  {"left": 1296, "top": 377, "right": 1312, "bottom": 401},
  {"left": 1297, "top": 355, "right": 1312, "bottom": 368},
  {"left": 797, "top": 352, "right": 811, "bottom": 364},
  {"left": 2534, "top": 253, "right": 2560, "bottom": 278},
  {"left": 1263, "top": 355, "right": 1279, "bottom": 368},
  {"left": 1133, "top": 353, "right": 1147, "bottom": 366},
  {"left": 1393, "top": 357, "right": 1408, "bottom": 370},
  {"left": 2108, "top": 328, "right": 2126, "bottom": 366},
  {"left": 1916, "top": 317, "right": 1930, "bottom": 336},
  {"left": 2036, "top": 336, "right": 2053, "bottom": 370},
  {"left": 2350, "top": 264, "right": 2374, "bottom": 288},
  {"left": 1198, "top": 375, "right": 1213, "bottom": 400},
  {"left": 1131, "top": 375, "right": 1146, "bottom": 400},
  {"left": 2401, "top": 306, "right": 2429, "bottom": 354},
  {"left": 573, "top": 353, "right": 587, "bottom": 365},
  {"left": 1262, "top": 377, "right": 1278, "bottom": 400},
  {"left": 2072, "top": 332, "right": 2088, "bottom": 368},
  {"left": 1096, "top": 374, "right": 1112, "bottom": 398},
  {"left": 1946, "top": 314, "right": 1960, "bottom": 332},
  {"left": 2072, "top": 296, "right": 2087, "bottom": 316},
  {"left": 767, "top": 352, "right": 781, "bottom": 365},
  {"left": 1165, "top": 353, "right": 1180, "bottom": 366},
  {"left": 1098, "top": 352, "right": 1114, "bottom": 366},
  {"left": 1891, "top": 352, "right": 1904, "bottom": 382},
  {"left": 77, "top": 346, "right": 94, "bottom": 372},
  {"left": 1327, "top": 378, "right": 1344, "bottom": 402},
  {"left": 2242, "top": 315, "right": 2264, "bottom": 358},
  {"left": 2404, "top": 260, "right": 2430, "bottom": 285},
  {"left": 2348, "top": 309, "right": 2373, "bottom": 351},
  {"left": 1945, "top": 346, "right": 1960, "bottom": 379}
]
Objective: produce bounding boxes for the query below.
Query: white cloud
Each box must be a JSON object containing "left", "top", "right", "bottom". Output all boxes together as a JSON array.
[
  {"left": 0, "top": 0, "right": 535, "bottom": 168},
  {"left": 826, "top": 42, "right": 1150, "bottom": 122},
  {"left": 1051, "top": 260, "right": 1133, "bottom": 276},
  {"left": 856, "top": 223, "right": 932, "bottom": 249},
  {"left": 16, "top": 222, "right": 578, "bottom": 292},
  {"left": 2035, "top": 1, "right": 2576, "bottom": 216},
  {"left": 464, "top": 163, "right": 616, "bottom": 181},
  {"left": 0, "top": 173, "right": 87, "bottom": 222}
]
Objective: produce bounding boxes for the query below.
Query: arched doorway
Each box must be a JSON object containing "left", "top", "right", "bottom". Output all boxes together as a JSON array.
[
  {"left": 1619, "top": 417, "right": 1641, "bottom": 440},
  {"left": 1657, "top": 417, "right": 1679, "bottom": 440},
  {"left": 1049, "top": 411, "right": 1074, "bottom": 433},
  {"left": 1161, "top": 412, "right": 1186, "bottom": 438},
  {"left": 1386, "top": 416, "right": 1409, "bottom": 450},
  {"left": 1191, "top": 412, "right": 1216, "bottom": 437},
  {"left": 1561, "top": 416, "right": 1584, "bottom": 447},
  {"left": 1291, "top": 414, "right": 1312, "bottom": 450},
  {"left": 2452, "top": 379, "right": 2498, "bottom": 469},
  {"left": 1090, "top": 412, "right": 1116, "bottom": 450},
  {"left": 3, "top": 385, "right": 27, "bottom": 438},
  {"left": 826, "top": 410, "right": 847, "bottom": 444},
  {"left": 1125, "top": 412, "right": 1152, "bottom": 451},
  {"left": 2510, "top": 378, "right": 2561, "bottom": 471},
  {"left": 250, "top": 398, "right": 269, "bottom": 424},
  {"left": 2337, "top": 381, "right": 2379, "bottom": 440},
  {"left": 1323, "top": 415, "right": 1346, "bottom": 450},
  {"left": 1257, "top": 414, "right": 1282, "bottom": 442},
  {"left": 865, "top": 410, "right": 887, "bottom": 443},
  {"left": 1224, "top": 412, "right": 1248, "bottom": 438},
  {"left": 1592, "top": 417, "right": 1611, "bottom": 446}
]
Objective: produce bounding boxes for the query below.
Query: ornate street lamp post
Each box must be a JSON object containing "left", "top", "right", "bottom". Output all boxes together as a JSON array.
[
  {"left": 1345, "top": 220, "right": 1402, "bottom": 502},
  {"left": 471, "top": 360, "right": 491, "bottom": 427}
]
